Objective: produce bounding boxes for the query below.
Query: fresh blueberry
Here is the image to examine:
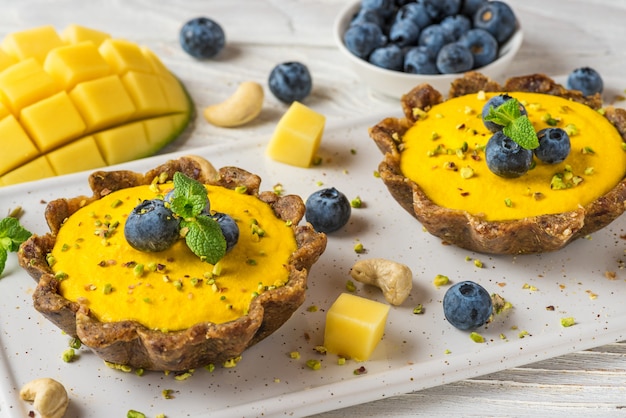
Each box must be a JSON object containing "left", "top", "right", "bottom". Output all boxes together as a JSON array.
[
  {"left": 305, "top": 187, "right": 351, "bottom": 234},
  {"left": 457, "top": 28, "right": 498, "bottom": 68},
  {"left": 351, "top": 7, "right": 386, "bottom": 27},
  {"left": 369, "top": 44, "right": 404, "bottom": 71},
  {"left": 394, "top": 2, "right": 433, "bottom": 30},
  {"left": 460, "top": 0, "right": 488, "bottom": 18},
  {"left": 485, "top": 131, "right": 533, "bottom": 178},
  {"left": 211, "top": 212, "right": 239, "bottom": 253},
  {"left": 418, "top": 24, "right": 452, "bottom": 55},
  {"left": 566, "top": 67, "right": 604, "bottom": 96},
  {"left": 473, "top": 1, "right": 517, "bottom": 44},
  {"left": 423, "top": 0, "right": 462, "bottom": 20},
  {"left": 343, "top": 22, "right": 387, "bottom": 60},
  {"left": 481, "top": 94, "right": 527, "bottom": 133},
  {"left": 443, "top": 281, "right": 493, "bottom": 330},
  {"left": 124, "top": 199, "right": 180, "bottom": 252},
  {"left": 534, "top": 128, "right": 571, "bottom": 164},
  {"left": 389, "top": 19, "right": 421, "bottom": 47},
  {"left": 404, "top": 46, "right": 438, "bottom": 74},
  {"left": 360, "top": 0, "right": 395, "bottom": 19},
  {"left": 436, "top": 42, "right": 474, "bottom": 74},
  {"left": 268, "top": 62, "right": 312, "bottom": 104},
  {"left": 179, "top": 17, "right": 225, "bottom": 59},
  {"left": 440, "top": 14, "right": 471, "bottom": 40}
]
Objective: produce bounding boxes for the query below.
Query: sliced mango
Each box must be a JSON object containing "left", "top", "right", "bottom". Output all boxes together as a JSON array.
[{"left": 0, "top": 24, "right": 192, "bottom": 187}]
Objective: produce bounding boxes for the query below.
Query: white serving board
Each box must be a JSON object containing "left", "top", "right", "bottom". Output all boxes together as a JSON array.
[{"left": 1, "top": 108, "right": 625, "bottom": 418}]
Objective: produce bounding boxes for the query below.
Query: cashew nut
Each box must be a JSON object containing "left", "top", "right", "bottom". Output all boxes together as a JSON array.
[
  {"left": 350, "top": 258, "right": 413, "bottom": 305},
  {"left": 20, "top": 378, "right": 69, "bottom": 418},
  {"left": 203, "top": 81, "right": 264, "bottom": 127}
]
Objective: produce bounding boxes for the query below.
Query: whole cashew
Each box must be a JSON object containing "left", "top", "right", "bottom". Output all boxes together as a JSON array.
[
  {"left": 203, "top": 81, "right": 264, "bottom": 127},
  {"left": 350, "top": 258, "right": 413, "bottom": 305},
  {"left": 20, "top": 378, "right": 69, "bottom": 418}
]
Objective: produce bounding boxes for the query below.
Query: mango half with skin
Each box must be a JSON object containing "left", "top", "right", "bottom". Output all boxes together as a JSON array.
[{"left": 0, "top": 24, "right": 193, "bottom": 187}]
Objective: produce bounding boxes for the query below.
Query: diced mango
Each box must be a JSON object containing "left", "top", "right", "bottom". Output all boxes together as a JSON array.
[
  {"left": 1, "top": 156, "right": 56, "bottom": 186},
  {"left": 266, "top": 101, "right": 325, "bottom": 167},
  {"left": 1, "top": 25, "right": 64, "bottom": 65},
  {"left": 93, "top": 121, "right": 148, "bottom": 165},
  {"left": 99, "top": 38, "right": 153, "bottom": 75},
  {"left": 121, "top": 71, "right": 169, "bottom": 118},
  {"left": 44, "top": 41, "right": 112, "bottom": 90},
  {"left": 46, "top": 136, "right": 106, "bottom": 175},
  {"left": 20, "top": 91, "right": 86, "bottom": 152},
  {"left": 0, "top": 58, "right": 61, "bottom": 115},
  {"left": 61, "top": 24, "right": 111, "bottom": 47},
  {"left": 0, "top": 115, "right": 40, "bottom": 175},
  {"left": 69, "top": 74, "right": 136, "bottom": 132},
  {"left": 324, "top": 293, "right": 390, "bottom": 361},
  {"left": 0, "top": 24, "right": 192, "bottom": 187}
]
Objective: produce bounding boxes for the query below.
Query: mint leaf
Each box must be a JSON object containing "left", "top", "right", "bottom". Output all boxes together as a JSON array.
[
  {"left": 484, "top": 98, "right": 538, "bottom": 150},
  {"left": 172, "top": 172, "right": 209, "bottom": 218},
  {"left": 0, "top": 216, "right": 33, "bottom": 277},
  {"left": 182, "top": 215, "right": 226, "bottom": 265},
  {"left": 504, "top": 116, "right": 539, "bottom": 150}
]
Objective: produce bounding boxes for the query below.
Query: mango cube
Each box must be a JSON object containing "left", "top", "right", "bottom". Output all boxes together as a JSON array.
[
  {"left": 121, "top": 71, "right": 169, "bottom": 117},
  {"left": 93, "top": 121, "right": 148, "bottom": 165},
  {"left": 1, "top": 156, "right": 55, "bottom": 186},
  {"left": 1, "top": 25, "right": 64, "bottom": 64},
  {"left": 324, "top": 293, "right": 390, "bottom": 361},
  {"left": 46, "top": 136, "right": 106, "bottom": 175},
  {"left": 0, "top": 57, "right": 60, "bottom": 114},
  {"left": 266, "top": 101, "right": 325, "bottom": 167},
  {"left": 99, "top": 38, "right": 153, "bottom": 75},
  {"left": 61, "top": 24, "right": 111, "bottom": 47},
  {"left": 44, "top": 41, "right": 112, "bottom": 90},
  {"left": 0, "top": 49, "right": 16, "bottom": 72},
  {"left": 0, "top": 115, "right": 40, "bottom": 176}
]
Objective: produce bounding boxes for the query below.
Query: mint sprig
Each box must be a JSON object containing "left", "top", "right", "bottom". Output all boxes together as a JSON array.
[
  {"left": 485, "top": 98, "right": 539, "bottom": 150},
  {"left": 170, "top": 172, "right": 226, "bottom": 264},
  {"left": 0, "top": 216, "right": 33, "bottom": 277}
]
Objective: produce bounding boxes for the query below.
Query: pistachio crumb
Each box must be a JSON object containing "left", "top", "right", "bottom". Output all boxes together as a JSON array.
[
  {"left": 289, "top": 351, "right": 301, "bottom": 359},
  {"left": 560, "top": 317, "right": 576, "bottom": 327},
  {"left": 433, "top": 274, "right": 449, "bottom": 287},
  {"left": 469, "top": 332, "right": 485, "bottom": 343},
  {"left": 413, "top": 304, "right": 424, "bottom": 314},
  {"left": 306, "top": 359, "right": 321, "bottom": 370},
  {"left": 62, "top": 348, "right": 76, "bottom": 363},
  {"left": 350, "top": 196, "right": 362, "bottom": 208},
  {"left": 346, "top": 280, "right": 357, "bottom": 292}
]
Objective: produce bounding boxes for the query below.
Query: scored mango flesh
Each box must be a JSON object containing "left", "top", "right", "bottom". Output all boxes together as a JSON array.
[{"left": 0, "top": 24, "right": 192, "bottom": 187}]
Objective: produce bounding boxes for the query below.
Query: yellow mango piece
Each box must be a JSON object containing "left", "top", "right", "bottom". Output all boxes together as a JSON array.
[
  {"left": 141, "top": 47, "right": 171, "bottom": 78},
  {"left": 47, "top": 136, "right": 106, "bottom": 175},
  {"left": 0, "top": 115, "right": 40, "bottom": 176},
  {"left": 0, "top": 49, "right": 16, "bottom": 72},
  {"left": 0, "top": 101, "right": 10, "bottom": 120},
  {"left": 158, "top": 72, "right": 190, "bottom": 113},
  {"left": 99, "top": 38, "right": 153, "bottom": 75},
  {"left": 69, "top": 74, "right": 136, "bottom": 132},
  {"left": 61, "top": 24, "right": 111, "bottom": 47},
  {"left": 1, "top": 25, "right": 64, "bottom": 65},
  {"left": 0, "top": 57, "right": 61, "bottom": 115},
  {"left": 1, "top": 156, "right": 56, "bottom": 186},
  {"left": 266, "top": 101, "right": 325, "bottom": 167},
  {"left": 44, "top": 41, "right": 112, "bottom": 90},
  {"left": 20, "top": 91, "right": 86, "bottom": 152},
  {"left": 121, "top": 71, "right": 169, "bottom": 118},
  {"left": 93, "top": 121, "right": 148, "bottom": 165},
  {"left": 324, "top": 293, "right": 390, "bottom": 361}
]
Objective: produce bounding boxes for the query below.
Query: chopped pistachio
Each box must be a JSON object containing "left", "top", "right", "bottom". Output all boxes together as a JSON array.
[
  {"left": 161, "top": 389, "right": 174, "bottom": 399},
  {"left": 460, "top": 166, "right": 474, "bottom": 179},
  {"left": 346, "top": 280, "right": 357, "bottom": 292},
  {"left": 469, "top": 332, "right": 485, "bottom": 343},
  {"left": 337, "top": 357, "right": 346, "bottom": 365},
  {"left": 518, "top": 330, "right": 529, "bottom": 338},
  {"left": 582, "top": 146, "right": 595, "bottom": 155},
  {"left": 350, "top": 196, "right": 362, "bottom": 208},
  {"left": 133, "top": 263, "right": 144, "bottom": 277},
  {"left": 564, "top": 123, "right": 579, "bottom": 136},
  {"left": 353, "top": 366, "right": 367, "bottom": 375},
  {"left": 433, "top": 274, "right": 449, "bottom": 287},
  {"left": 306, "top": 359, "right": 321, "bottom": 370},
  {"left": 55, "top": 271, "right": 68, "bottom": 281},
  {"left": 223, "top": 356, "right": 242, "bottom": 368},
  {"left": 473, "top": 259, "right": 484, "bottom": 268},
  {"left": 204, "top": 364, "right": 215, "bottom": 373},
  {"left": 69, "top": 337, "right": 82, "bottom": 350},
  {"left": 504, "top": 198, "right": 513, "bottom": 207},
  {"left": 289, "top": 351, "right": 301, "bottom": 359},
  {"left": 353, "top": 242, "right": 365, "bottom": 254},
  {"left": 584, "top": 167, "right": 595, "bottom": 175},
  {"left": 560, "top": 317, "right": 576, "bottom": 327},
  {"left": 127, "top": 411, "right": 146, "bottom": 418},
  {"left": 174, "top": 371, "right": 194, "bottom": 381},
  {"left": 62, "top": 348, "right": 76, "bottom": 362},
  {"left": 111, "top": 199, "right": 123, "bottom": 208},
  {"left": 413, "top": 304, "right": 424, "bottom": 314}
]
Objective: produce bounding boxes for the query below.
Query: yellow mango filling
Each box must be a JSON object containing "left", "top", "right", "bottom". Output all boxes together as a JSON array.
[
  {"left": 0, "top": 25, "right": 192, "bottom": 187},
  {"left": 324, "top": 293, "right": 390, "bottom": 361},
  {"left": 400, "top": 92, "right": 626, "bottom": 221},
  {"left": 266, "top": 101, "right": 326, "bottom": 167},
  {"left": 50, "top": 184, "right": 298, "bottom": 331}
]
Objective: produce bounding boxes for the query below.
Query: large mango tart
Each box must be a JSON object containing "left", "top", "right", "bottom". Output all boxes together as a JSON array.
[
  {"left": 370, "top": 72, "right": 626, "bottom": 254},
  {"left": 18, "top": 156, "right": 327, "bottom": 371}
]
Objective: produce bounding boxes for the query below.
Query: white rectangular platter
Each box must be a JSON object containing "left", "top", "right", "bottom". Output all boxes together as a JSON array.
[{"left": 1, "top": 113, "right": 625, "bottom": 418}]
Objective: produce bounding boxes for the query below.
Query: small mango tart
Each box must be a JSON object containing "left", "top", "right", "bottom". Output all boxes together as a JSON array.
[
  {"left": 370, "top": 72, "right": 626, "bottom": 254},
  {"left": 18, "top": 156, "right": 327, "bottom": 371}
]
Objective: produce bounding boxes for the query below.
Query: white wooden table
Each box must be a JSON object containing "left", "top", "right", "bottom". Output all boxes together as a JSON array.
[{"left": 2, "top": 0, "right": 626, "bottom": 416}]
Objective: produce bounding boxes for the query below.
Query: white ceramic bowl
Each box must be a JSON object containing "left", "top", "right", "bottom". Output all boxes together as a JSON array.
[{"left": 333, "top": 1, "right": 524, "bottom": 99}]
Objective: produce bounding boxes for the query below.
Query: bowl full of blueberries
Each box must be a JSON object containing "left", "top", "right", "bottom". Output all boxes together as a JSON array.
[{"left": 334, "top": 0, "right": 523, "bottom": 98}]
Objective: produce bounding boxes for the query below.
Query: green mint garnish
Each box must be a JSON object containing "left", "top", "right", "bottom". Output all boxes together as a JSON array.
[
  {"left": 0, "top": 216, "right": 33, "bottom": 277},
  {"left": 485, "top": 98, "right": 539, "bottom": 150},
  {"left": 169, "top": 172, "right": 226, "bottom": 264}
]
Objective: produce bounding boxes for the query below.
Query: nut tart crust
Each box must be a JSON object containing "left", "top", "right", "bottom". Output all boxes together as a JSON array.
[
  {"left": 370, "top": 72, "right": 626, "bottom": 254},
  {"left": 18, "top": 155, "right": 327, "bottom": 371}
]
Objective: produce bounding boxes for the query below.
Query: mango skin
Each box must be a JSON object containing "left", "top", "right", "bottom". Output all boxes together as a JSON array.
[{"left": 0, "top": 24, "right": 193, "bottom": 187}]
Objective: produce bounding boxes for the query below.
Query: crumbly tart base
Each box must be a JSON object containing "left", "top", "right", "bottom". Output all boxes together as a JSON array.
[
  {"left": 370, "top": 72, "right": 626, "bottom": 254},
  {"left": 19, "top": 155, "right": 327, "bottom": 371}
]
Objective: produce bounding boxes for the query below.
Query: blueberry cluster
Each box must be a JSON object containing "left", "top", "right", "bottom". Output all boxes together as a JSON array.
[
  {"left": 343, "top": 0, "right": 518, "bottom": 75},
  {"left": 483, "top": 94, "right": 572, "bottom": 178},
  {"left": 124, "top": 196, "right": 239, "bottom": 254}
]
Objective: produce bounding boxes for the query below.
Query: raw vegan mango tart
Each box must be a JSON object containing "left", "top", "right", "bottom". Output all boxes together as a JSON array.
[
  {"left": 0, "top": 24, "right": 192, "bottom": 187},
  {"left": 370, "top": 72, "right": 626, "bottom": 254},
  {"left": 18, "top": 156, "right": 327, "bottom": 371}
]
